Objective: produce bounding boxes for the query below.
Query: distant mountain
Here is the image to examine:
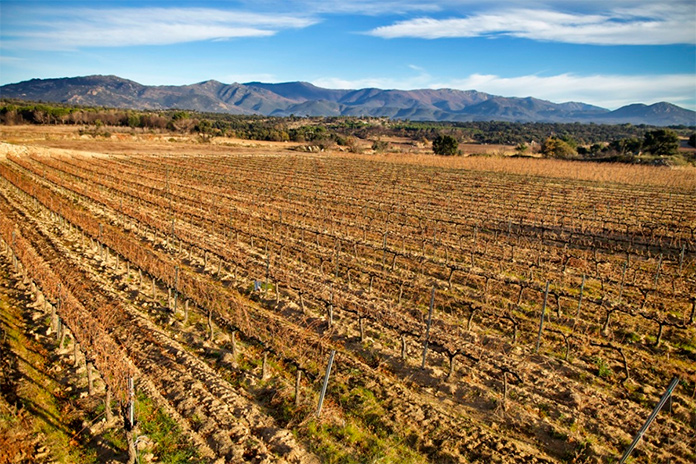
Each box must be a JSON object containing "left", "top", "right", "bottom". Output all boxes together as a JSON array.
[
  {"left": 590, "top": 102, "right": 696, "bottom": 126},
  {"left": 245, "top": 81, "right": 348, "bottom": 102},
  {"left": 1, "top": 75, "right": 694, "bottom": 126}
]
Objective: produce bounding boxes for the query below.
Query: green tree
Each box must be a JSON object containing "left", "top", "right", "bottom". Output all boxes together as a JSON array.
[
  {"left": 687, "top": 133, "right": 695, "bottom": 148},
  {"left": 590, "top": 143, "right": 604, "bottom": 155},
  {"left": 642, "top": 129, "right": 679, "bottom": 156},
  {"left": 432, "top": 134, "right": 459, "bottom": 156},
  {"left": 514, "top": 143, "right": 529, "bottom": 156},
  {"left": 194, "top": 118, "right": 213, "bottom": 134},
  {"left": 608, "top": 138, "right": 642, "bottom": 156},
  {"left": 540, "top": 137, "right": 576, "bottom": 159},
  {"left": 126, "top": 113, "right": 141, "bottom": 128}
]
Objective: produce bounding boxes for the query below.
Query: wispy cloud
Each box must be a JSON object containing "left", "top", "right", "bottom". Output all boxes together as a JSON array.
[
  {"left": 238, "top": 0, "right": 442, "bottom": 16},
  {"left": 313, "top": 72, "right": 696, "bottom": 110},
  {"left": 443, "top": 73, "right": 696, "bottom": 109},
  {"left": 368, "top": 4, "right": 695, "bottom": 45},
  {"left": 0, "top": 55, "right": 25, "bottom": 63},
  {"left": 313, "top": 71, "right": 433, "bottom": 91},
  {"left": 3, "top": 7, "right": 316, "bottom": 50}
]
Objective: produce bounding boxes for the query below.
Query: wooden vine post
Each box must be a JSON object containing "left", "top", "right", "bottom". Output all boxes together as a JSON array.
[
  {"left": 421, "top": 286, "right": 436, "bottom": 369},
  {"left": 327, "top": 285, "right": 334, "bottom": 329},
  {"left": 173, "top": 265, "right": 179, "bottom": 314},
  {"left": 51, "top": 299, "right": 58, "bottom": 335},
  {"left": 229, "top": 329, "right": 236, "bottom": 356},
  {"left": 87, "top": 361, "right": 94, "bottom": 396},
  {"left": 105, "top": 385, "right": 113, "bottom": 422},
  {"left": 534, "top": 281, "right": 550, "bottom": 354},
  {"left": 653, "top": 253, "right": 663, "bottom": 287},
  {"left": 58, "top": 318, "right": 67, "bottom": 348},
  {"left": 573, "top": 274, "right": 585, "bottom": 330},
  {"left": 295, "top": 369, "right": 302, "bottom": 407},
  {"left": 261, "top": 351, "right": 269, "bottom": 380},
  {"left": 73, "top": 339, "right": 80, "bottom": 368},
  {"left": 502, "top": 371, "right": 509, "bottom": 412},
  {"left": 207, "top": 307, "right": 214, "bottom": 341}
]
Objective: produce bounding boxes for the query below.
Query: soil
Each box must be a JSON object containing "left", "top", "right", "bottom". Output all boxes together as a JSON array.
[
  {"left": 0, "top": 125, "right": 694, "bottom": 464},
  {"left": 0, "top": 171, "right": 318, "bottom": 464},
  {"left": 0, "top": 253, "right": 123, "bottom": 464}
]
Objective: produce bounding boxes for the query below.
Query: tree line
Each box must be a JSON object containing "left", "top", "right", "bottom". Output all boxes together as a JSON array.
[
  {"left": 537, "top": 129, "right": 690, "bottom": 163},
  {"left": 1, "top": 99, "right": 694, "bottom": 163}
]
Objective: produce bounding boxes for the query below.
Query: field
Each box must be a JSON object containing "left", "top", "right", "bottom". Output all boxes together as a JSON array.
[{"left": 0, "top": 125, "right": 695, "bottom": 464}]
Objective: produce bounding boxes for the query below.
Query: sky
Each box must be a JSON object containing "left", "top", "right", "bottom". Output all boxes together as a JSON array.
[{"left": 1, "top": 0, "right": 695, "bottom": 110}]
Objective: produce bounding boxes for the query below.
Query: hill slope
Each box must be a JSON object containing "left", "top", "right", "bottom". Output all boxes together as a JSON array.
[{"left": 1, "top": 75, "right": 693, "bottom": 125}]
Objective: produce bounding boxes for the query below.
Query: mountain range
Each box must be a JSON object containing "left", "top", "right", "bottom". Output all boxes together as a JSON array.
[{"left": 1, "top": 75, "right": 694, "bottom": 126}]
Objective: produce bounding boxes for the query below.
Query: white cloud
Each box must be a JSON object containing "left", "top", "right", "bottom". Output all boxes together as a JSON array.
[
  {"left": 368, "top": 4, "right": 696, "bottom": 45},
  {"left": 312, "top": 72, "right": 696, "bottom": 110},
  {"left": 239, "top": 0, "right": 442, "bottom": 16},
  {"left": 443, "top": 73, "right": 696, "bottom": 109},
  {"left": 313, "top": 76, "right": 412, "bottom": 89},
  {"left": 313, "top": 69, "right": 434, "bottom": 90},
  {"left": 5, "top": 7, "right": 316, "bottom": 50},
  {"left": 0, "top": 55, "right": 25, "bottom": 63},
  {"left": 302, "top": 1, "right": 440, "bottom": 15}
]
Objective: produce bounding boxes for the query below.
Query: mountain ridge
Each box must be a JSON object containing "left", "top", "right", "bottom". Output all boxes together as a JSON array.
[{"left": 1, "top": 75, "right": 694, "bottom": 126}]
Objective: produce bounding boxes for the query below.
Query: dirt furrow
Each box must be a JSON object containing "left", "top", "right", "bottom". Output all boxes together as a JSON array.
[
  {"left": 1, "top": 149, "right": 567, "bottom": 463},
  {"left": 0, "top": 180, "right": 319, "bottom": 463}
]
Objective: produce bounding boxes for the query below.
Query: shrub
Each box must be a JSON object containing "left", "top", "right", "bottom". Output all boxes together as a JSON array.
[
  {"left": 541, "top": 136, "right": 577, "bottom": 159},
  {"left": 432, "top": 134, "right": 458, "bottom": 156}
]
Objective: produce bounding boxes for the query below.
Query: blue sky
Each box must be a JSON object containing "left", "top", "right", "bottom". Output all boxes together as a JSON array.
[{"left": 1, "top": 0, "right": 695, "bottom": 110}]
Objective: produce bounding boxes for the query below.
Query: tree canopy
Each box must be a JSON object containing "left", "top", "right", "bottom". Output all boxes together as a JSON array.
[
  {"left": 540, "top": 136, "right": 577, "bottom": 159},
  {"left": 642, "top": 129, "right": 679, "bottom": 156},
  {"left": 432, "top": 134, "right": 459, "bottom": 156}
]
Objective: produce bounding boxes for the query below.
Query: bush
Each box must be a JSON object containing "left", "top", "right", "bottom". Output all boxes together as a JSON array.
[
  {"left": 643, "top": 129, "right": 679, "bottom": 156},
  {"left": 432, "top": 134, "right": 458, "bottom": 156},
  {"left": 541, "top": 136, "right": 577, "bottom": 159},
  {"left": 372, "top": 140, "right": 389, "bottom": 153}
]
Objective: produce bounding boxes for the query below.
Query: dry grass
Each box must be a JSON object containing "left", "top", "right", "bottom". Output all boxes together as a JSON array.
[
  {"left": 0, "top": 125, "right": 291, "bottom": 157},
  {"left": 339, "top": 151, "right": 696, "bottom": 190},
  {"left": 3, "top": 124, "right": 694, "bottom": 191}
]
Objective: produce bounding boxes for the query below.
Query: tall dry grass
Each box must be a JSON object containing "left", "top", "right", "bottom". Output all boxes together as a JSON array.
[
  {"left": 337, "top": 152, "right": 696, "bottom": 191},
  {"left": 3, "top": 125, "right": 694, "bottom": 191}
]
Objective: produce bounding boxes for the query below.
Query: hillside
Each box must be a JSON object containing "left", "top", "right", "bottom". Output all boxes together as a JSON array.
[{"left": 1, "top": 75, "right": 694, "bottom": 126}]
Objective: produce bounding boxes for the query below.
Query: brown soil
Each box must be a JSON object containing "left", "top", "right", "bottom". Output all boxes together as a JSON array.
[
  {"left": 0, "top": 125, "right": 694, "bottom": 464},
  {"left": 0, "top": 253, "right": 123, "bottom": 464},
  {"left": 0, "top": 173, "right": 318, "bottom": 463}
]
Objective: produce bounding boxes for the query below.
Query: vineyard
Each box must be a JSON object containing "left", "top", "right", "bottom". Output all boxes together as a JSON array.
[{"left": 0, "top": 130, "right": 695, "bottom": 464}]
